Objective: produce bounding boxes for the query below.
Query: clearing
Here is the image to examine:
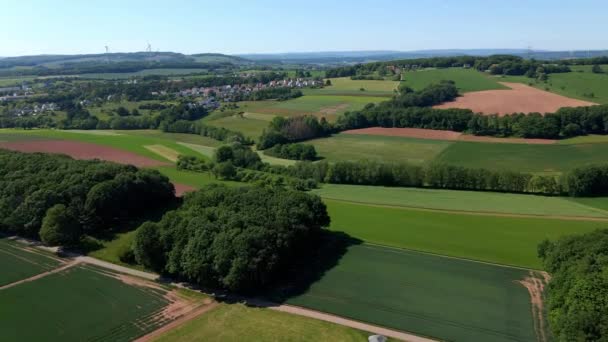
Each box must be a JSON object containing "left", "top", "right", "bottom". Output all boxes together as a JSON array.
[
  {"left": 434, "top": 82, "right": 596, "bottom": 115},
  {"left": 305, "top": 77, "right": 399, "bottom": 97}
]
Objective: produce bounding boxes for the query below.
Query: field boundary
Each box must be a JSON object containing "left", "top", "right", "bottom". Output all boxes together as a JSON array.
[
  {"left": 322, "top": 197, "right": 608, "bottom": 222},
  {"left": 0, "top": 261, "right": 79, "bottom": 290}
]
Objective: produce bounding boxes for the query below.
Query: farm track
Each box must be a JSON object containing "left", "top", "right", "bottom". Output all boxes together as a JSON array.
[
  {"left": 0, "top": 260, "right": 79, "bottom": 290},
  {"left": 322, "top": 197, "right": 608, "bottom": 222}
]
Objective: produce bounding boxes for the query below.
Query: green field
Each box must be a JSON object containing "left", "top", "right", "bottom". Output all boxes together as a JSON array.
[
  {"left": 0, "top": 263, "right": 178, "bottom": 342},
  {"left": 206, "top": 114, "right": 269, "bottom": 139},
  {"left": 326, "top": 200, "right": 602, "bottom": 269},
  {"left": 0, "top": 239, "right": 61, "bottom": 286},
  {"left": 502, "top": 65, "right": 608, "bottom": 104},
  {"left": 401, "top": 68, "right": 508, "bottom": 93},
  {"left": 154, "top": 304, "right": 369, "bottom": 342},
  {"left": 436, "top": 141, "right": 608, "bottom": 174},
  {"left": 315, "top": 184, "right": 608, "bottom": 218},
  {"left": 309, "top": 133, "right": 451, "bottom": 164},
  {"left": 285, "top": 244, "right": 540, "bottom": 342},
  {"left": 304, "top": 77, "right": 398, "bottom": 96}
]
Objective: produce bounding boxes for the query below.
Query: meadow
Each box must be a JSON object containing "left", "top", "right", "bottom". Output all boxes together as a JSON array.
[
  {"left": 205, "top": 114, "right": 269, "bottom": 139},
  {"left": 285, "top": 244, "right": 539, "bottom": 342},
  {"left": 304, "top": 77, "right": 399, "bottom": 96},
  {"left": 436, "top": 140, "right": 608, "bottom": 174},
  {"left": 309, "top": 133, "right": 451, "bottom": 164},
  {"left": 501, "top": 65, "right": 608, "bottom": 104},
  {"left": 153, "top": 304, "right": 370, "bottom": 342},
  {"left": 315, "top": 184, "right": 608, "bottom": 218},
  {"left": 325, "top": 200, "right": 602, "bottom": 269},
  {"left": 401, "top": 68, "right": 508, "bottom": 93}
]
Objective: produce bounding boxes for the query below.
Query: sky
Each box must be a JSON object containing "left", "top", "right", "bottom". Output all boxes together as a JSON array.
[{"left": 1, "top": 0, "right": 607, "bottom": 56}]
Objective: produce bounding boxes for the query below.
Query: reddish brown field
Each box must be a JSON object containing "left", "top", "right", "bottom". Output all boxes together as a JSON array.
[
  {"left": 434, "top": 82, "right": 596, "bottom": 115},
  {"left": 343, "top": 127, "right": 557, "bottom": 145},
  {"left": 0, "top": 140, "right": 170, "bottom": 167},
  {"left": 173, "top": 183, "right": 196, "bottom": 197},
  {"left": 343, "top": 127, "right": 462, "bottom": 140}
]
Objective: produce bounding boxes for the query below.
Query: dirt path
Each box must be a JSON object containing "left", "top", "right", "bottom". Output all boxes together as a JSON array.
[
  {"left": 518, "top": 271, "right": 551, "bottom": 342},
  {"left": 0, "top": 260, "right": 79, "bottom": 290},
  {"left": 248, "top": 298, "right": 438, "bottom": 342},
  {"left": 323, "top": 197, "right": 608, "bottom": 222},
  {"left": 134, "top": 302, "right": 219, "bottom": 342}
]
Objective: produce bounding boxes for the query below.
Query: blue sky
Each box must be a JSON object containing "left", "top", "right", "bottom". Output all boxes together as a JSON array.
[{"left": 2, "top": 0, "right": 607, "bottom": 56}]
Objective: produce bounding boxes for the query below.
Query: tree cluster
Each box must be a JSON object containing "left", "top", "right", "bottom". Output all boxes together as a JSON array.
[
  {"left": 264, "top": 143, "right": 318, "bottom": 161},
  {"left": 0, "top": 150, "right": 175, "bottom": 245},
  {"left": 161, "top": 120, "right": 253, "bottom": 145},
  {"left": 257, "top": 115, "right": 332, "bottom": 150},
  {"left": 538, "top": 229, "right": 608, "bottom": 341},
  {"left": 133, "top": 184, "right": 330, "bottom": 293}
]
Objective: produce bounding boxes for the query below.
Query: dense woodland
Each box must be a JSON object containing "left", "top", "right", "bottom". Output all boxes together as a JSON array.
[
  {"left": 538, "top": 230, "right": 608, "bottom": 341},
  {"left": 0, "top": 150, "right": 175, "bottom": 245},
  {"left": 133, "top": 184, "right": 330, "bottom": 293}
]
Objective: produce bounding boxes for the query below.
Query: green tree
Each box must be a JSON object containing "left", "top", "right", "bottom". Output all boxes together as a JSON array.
[
  {"left": 592, "top": 64, "right": 603, "bottom": 74},
  {"left": 39, "top": 204, "right": 80, "bottom": 246}
]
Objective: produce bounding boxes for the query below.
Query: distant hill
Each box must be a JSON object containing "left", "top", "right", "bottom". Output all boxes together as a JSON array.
[
  {"left": 189, "top": 53, "right": 252, "bottom": 65},
  {"left": 236, "top": 49, "right": 608, "bottom": 64},
  {"left": 0, "top": 52, "right": 191, "bottom": 69}
]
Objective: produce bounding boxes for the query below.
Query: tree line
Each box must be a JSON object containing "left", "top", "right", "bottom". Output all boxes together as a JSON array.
[
  {"left": 264, "top": 143, "right": 318, "bottom": 161},
  {"left": 133, "top": 184, "right": 330, "bottom": 293},
  {"left": 538, "top": 229, "right": 608, "bottom": 341},
  {"left": 0, "top": 150, "right": 175, "bottom": 246}
]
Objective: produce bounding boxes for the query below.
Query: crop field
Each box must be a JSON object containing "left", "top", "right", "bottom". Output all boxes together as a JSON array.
[
  {"left": 304, "top": 77, "right": 399, "bottom": 96},
  {"left": 206, "top": 114, "right": 269, "bottom": 139},
  {"left": 436, "top": 140, "right": 608, "bottom": 174},
  {"left": 251, "top": 95, "right": 386, "bottom": 121},
  {"left": 315, "top": 184, "right": 608, "bottom": 218},
  {"left": 285, "top": 244, "right": 543, "bottom": 342},
  {"left": 0, "top": 240, "right": 210, "bottom": 342},
  {"left": 502, "top": 65, "right": 608, "bottom": 104},
  {"left": 325, "top": 200, "right": 601, "bottom": 269},
  {"left": 0, "top": 239, "right": 62, "bottom": 286},
  {"left": 401, "top": 68, "right": 508, "bottom": 93},
  {"left": 309, "top": 133, "right": 451, "bottom": 164},
  {"left": 153, "top": 303, "right": 369, "bottom": 342}
]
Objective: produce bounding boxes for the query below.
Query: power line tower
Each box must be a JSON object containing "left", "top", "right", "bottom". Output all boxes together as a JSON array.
[
  {"left": 146, "top": 42, "right": 152, "bottom": 54},
  {"left": 104, "top": 45, "right": 110, "bottom": 63}
]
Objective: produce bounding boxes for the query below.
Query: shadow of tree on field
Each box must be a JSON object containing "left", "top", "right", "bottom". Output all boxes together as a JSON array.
[{"left": 265, "top": 230, "right": 363, "bottom": 304}]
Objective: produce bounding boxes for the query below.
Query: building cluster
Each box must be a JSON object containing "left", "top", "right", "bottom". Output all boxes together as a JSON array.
[
  {"left": 0, "top": 84, "right": 35, "bottom": 101},
  {"left": 5, "top": 103, "right": 59, "bottom": 117},
  {"left": 170, "top": 78, "right": 323, "bottom": 102}
]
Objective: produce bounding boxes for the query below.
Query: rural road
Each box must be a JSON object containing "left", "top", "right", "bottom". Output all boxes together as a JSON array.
[{"left": 73, "top": 255, "right": 437, "bottom": 342}]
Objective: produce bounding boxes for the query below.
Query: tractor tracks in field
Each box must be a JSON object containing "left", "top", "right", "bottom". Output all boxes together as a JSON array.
[{"left": 323, "top": 197, "right": 608, "bottom": 222}]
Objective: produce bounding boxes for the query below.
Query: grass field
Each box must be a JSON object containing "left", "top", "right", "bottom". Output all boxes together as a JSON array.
[
  {"left": 153, "top": 304, "right": 370, "bottom": 342},
  {"left": 0, "top": 239, "right": 61, "bottom": 286},
  {"left": 436, "top": 141, "right": 608, "bottom": 174},
  {"left": 325, "top": 200, "right": 602, "bottom": 269},
  {"left": 285, "top": 244, "right": 539, "bottom": 342},
  {"left": 205, "top": 114, "right": 269, "bottom": 139},
  {"left": 87, "top": 100, "right": 164, "bottom": 120},
  {"left": 401, "top": 68, "right": 508, "bottom": 93},
  {"left": 0, "top": 262, "right": 182, "bottom": 342},
  {"left": 309, "top": 133, "right": 451, "bottom": 164},
  {"left": 304, "top": 77, "right": 399, "bottom": 96},
  {"left": 315, "top": 184, "right": 608, "bottom": 218},
  {"left": 502, "top": 65, "right": 608, "bottom": 104}
]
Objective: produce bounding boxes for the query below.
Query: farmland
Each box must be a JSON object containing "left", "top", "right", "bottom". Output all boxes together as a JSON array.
[
  {"left": 315, "top": 184, "right": 608, "bottom": 218},
  {"left": 401, "top": 67, "right": 508, "bottom": 93},
  {"left": 0, "top": 239, "right": 211, "bottom": 342},
  {"left": 325, "top": 200, "right": 601, "bottom": 269},
  {"left": 502, "top": 64, "right": 608, "bottom": 104},
  {"left": 309, "top": 133, "right": 451, "bottom": 164},
  {"left": 285, "top": 244, "right": 542, "bottom": 342},
  {"left": 304, "top": 77, "right": 399, "bottom": 96},
  {"left": 0, "top": 239, "right": 61, "bottom": 286}
]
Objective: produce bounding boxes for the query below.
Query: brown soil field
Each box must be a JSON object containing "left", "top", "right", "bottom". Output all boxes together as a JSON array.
[
  {"left": 343, "top": 127, "right": 557, "bottom": 144},
  {"left": 343, "top": 127, "right": 462, "bottom": 140},
  {"left": 0, "top": 140, "right": 170, "bottom": 167},
  {"left": 434, "top": 82, "right": 597, "bottom": 115},
  {"left": 173, "top": 183, "right": 196, "bottom": 197}
]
